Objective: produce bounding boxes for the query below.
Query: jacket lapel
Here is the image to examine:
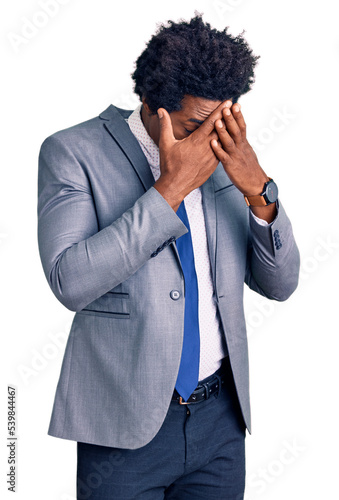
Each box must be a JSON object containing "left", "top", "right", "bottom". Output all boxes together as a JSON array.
[
  {"left": 99, "top": 104, "right": 155, "bottom": 192},
  {"left": 201, "top": 174, "right": 217, "bottom": 287},
  {"left": 201, "top": 164, "right": 235, "bottom": 288}
]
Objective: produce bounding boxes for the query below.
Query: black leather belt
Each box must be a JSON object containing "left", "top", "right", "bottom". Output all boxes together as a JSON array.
[{"left": 171, "top": 357, "right": 230, "bottom": 405}]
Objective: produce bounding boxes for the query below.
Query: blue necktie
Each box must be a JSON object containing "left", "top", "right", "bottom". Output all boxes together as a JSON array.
[{"left": 175, "top": 201, "right": 200, "bottom": 402}]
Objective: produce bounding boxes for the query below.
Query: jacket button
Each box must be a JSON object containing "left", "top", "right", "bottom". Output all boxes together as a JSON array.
[{"left": 170, "top": 290, "right": 181, "bottom": 300}]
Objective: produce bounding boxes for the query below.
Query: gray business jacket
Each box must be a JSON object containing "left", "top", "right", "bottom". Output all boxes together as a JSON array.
[{"left": 37, "top": 104, "right": 300, "bottom": 449}]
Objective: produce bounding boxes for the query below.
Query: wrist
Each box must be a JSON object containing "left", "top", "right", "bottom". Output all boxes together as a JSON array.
[
  {"left": 244, "top": 178, "right": 278, "bottom": 207},
  {"left": 153, "top": 176, "right": 185, "bottom": 212},
  {"left": 242, "top": 174, "right": 270, "bottom": 198}
]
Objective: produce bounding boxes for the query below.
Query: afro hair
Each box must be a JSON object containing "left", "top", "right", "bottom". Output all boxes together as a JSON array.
[{"left": 132, "top": 14, "right": 260, "bottom": 114}]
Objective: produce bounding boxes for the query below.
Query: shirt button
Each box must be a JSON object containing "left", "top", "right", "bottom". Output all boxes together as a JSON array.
[{"left": 170, "top": 290, "right": 181, "bottom": 300}]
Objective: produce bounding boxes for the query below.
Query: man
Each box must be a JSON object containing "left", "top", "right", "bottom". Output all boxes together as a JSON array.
[{"left": 37, "top": 15, "right": 300, "bottom": 500}]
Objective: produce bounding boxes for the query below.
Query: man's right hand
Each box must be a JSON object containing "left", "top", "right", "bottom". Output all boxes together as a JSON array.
[{"left": 153, "top": 101, "right": 230, "bottom": 212}]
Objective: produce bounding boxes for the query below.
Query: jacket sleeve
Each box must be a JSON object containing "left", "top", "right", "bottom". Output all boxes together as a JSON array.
[
  {"left": 37, "top": 134, "right": 187, "bottom": 312},
  {"left": 245, "top": 200, "right": 300, "bottom": 301}
]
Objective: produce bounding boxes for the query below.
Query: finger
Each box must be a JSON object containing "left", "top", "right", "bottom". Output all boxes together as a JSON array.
[
  {"left": 211, "top": 138, "right": 232, "bottom": 165},
  {"left": 214, "top": 119, "right": 236, "bottom": 152},
  {"left": 220, "top": 106, "right": 242, "bottom": 144},
  {"left": 210, "top": 130, "right": 219, "bottom": 142},
  {"left": 195, "top": 100, "right": 232, "bottom": 138},
  {"left": 157, "top": 108, "right": 175, "bottom": 148},
  {"left": 230, "top": 103, "right": 246, "bottom": 139}
]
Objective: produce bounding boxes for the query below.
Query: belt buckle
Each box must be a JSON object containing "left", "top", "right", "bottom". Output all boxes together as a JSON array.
[{"left": 179, "top": 396, "right": 191, "bottom": 405}]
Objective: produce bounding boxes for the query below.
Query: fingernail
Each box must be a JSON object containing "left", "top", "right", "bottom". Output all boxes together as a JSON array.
[
  {"left": 233, "top": 105, "right": 239, "bottom": 112},
  {"left": 225, "top": 108, "right": 231, "bottom": 115},
  {"left": 158, "top": 109, "right": 163, "bottom": 119},
  {"left": 216, "top": 119, "right": 223, "bottom": 128}
]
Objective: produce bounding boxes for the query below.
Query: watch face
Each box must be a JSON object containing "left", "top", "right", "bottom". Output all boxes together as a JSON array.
[{"left": 266, "top": 181, "right": 278, "bottom": 203}]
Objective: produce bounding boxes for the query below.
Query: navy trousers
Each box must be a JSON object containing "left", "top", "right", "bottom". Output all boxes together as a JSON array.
[{"left": 76, "top": 357, "right": 246, "bottom": 500}]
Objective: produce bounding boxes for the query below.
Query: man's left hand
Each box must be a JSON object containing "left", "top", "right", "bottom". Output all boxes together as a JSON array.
[
  {"left": 211, "top": 102, "right": 277, "bottom": 223},
  {"left": 211, "top": 102, "right": 269, "bottom": 196}
]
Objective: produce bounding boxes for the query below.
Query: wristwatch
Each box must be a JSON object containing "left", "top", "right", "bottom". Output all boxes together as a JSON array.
[{"left": 244, "top": 178, "right": 278, "bottom": 207}]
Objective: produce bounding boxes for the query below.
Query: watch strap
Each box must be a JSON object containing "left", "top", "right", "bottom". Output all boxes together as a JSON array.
[{"left": 244, "top": 194, "right": 269, "bottom": 207}]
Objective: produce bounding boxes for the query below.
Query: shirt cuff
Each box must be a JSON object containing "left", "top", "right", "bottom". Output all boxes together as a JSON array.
[{"left": 250, "top": 208, "right": 275, "bottom": 227}]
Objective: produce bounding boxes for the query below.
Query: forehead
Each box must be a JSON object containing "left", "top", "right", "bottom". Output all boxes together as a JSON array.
[{"left": 171, "top": 95, "right": 223, "bottom": 123}]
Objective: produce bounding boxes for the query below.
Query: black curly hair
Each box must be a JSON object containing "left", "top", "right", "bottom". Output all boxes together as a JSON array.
[{"left": 132, "top": 14, "right": 260, "bottom": 114}]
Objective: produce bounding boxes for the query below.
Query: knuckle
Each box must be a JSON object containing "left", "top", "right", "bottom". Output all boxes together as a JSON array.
[
  {"left": 220, "top": 152, "right": 228, "bottom": 163},
  {"left": 205, "top": 117, "right": 215, "bottom": 130},
  {"left": 191, "top": 133, "right": 200, "bottom": 145},
  {"left": 225, "top": 138, "right": 234, "bottom": 149}
]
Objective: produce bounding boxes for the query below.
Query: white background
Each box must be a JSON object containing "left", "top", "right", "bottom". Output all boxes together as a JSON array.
[{"left": 1, "top": 0, "right": 338, "bottom": 498}]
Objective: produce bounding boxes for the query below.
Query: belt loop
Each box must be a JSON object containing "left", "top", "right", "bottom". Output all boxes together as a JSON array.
[
  {"left": 202, "top": 383, "right": 210, "bottom": 400},
  {"left": 215, "top": 374, "right": 222, "bottom": 398}
]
